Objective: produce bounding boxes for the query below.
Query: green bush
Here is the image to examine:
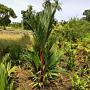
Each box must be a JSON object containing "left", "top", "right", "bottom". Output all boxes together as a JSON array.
[{"left": 60, "top": 18, "right": 90, "bottom": 42}]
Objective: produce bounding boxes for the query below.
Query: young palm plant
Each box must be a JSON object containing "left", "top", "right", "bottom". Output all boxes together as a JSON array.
[{"left": 23, "top": 0, "right": 61, "bottom": 89}]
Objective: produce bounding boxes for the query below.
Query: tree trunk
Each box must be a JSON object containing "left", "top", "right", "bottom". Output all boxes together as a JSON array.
[{"left": 3, "top": 25, "right": 6, "bottom": 30}]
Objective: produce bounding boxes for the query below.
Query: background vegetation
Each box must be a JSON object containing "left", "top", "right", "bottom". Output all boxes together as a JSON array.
[{"left": 0, "top": 0, "right": 90, "bottom": 90}]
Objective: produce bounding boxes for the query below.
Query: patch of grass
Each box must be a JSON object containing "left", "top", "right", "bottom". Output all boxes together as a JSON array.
[
  {"left": 0, "top": 33, "right": 22, "bottom": 41},
  {"left": 0, "top": 30, "right": 33, "bottom": 49},
  {"left": 0, "top": 30, "right": 34, "bottom": 60}
]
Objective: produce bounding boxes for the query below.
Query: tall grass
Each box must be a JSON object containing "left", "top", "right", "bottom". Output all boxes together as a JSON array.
[
  {"left": 0, "top": 31, "right": 34, "bottom": 60},
  {"left": 0, "top": 33, "right": 22, "bottom": 40},
  {"left": 0, "top": 31, "right": 33, "bottom": 50}
]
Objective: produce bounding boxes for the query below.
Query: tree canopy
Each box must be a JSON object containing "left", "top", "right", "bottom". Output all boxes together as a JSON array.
[
  {"left": 83, "top": 9, "right": 90, "bottom": 21},
  {"left": 21, "top": 5, "right": 35, "bottom": 30},
  {"left": 0, "top": 3, "right": 17, "bottom": 30}
]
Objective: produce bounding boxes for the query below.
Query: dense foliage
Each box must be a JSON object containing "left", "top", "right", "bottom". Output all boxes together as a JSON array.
[
  {"left": 0, "top": 54, "right": 16, "bottom": 90},
  {"left": 0, "top": 4, "right": 16, "bottom": 30},
  {"left": 83, "top": 9, "right": 90, "bottom": 21},
  {"left": 54, "top": 18, "right": 90, "bottom": 89}
]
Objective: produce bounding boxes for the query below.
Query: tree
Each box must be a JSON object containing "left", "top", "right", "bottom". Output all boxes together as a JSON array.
[
  {"left": 22, "top": 0, "right": 61, "bottom": 89},
  {"left": 83, "top": 9, "right": 90, "bottom": 21},
  {"left": 21, "top": 5, "right": 35, "bottom": 30},
  {"left": 21, "top": 0, "right": 60, "bottom": 30},
  {"left": 0, "top": 4, "right": 17, "bottom": 30}
]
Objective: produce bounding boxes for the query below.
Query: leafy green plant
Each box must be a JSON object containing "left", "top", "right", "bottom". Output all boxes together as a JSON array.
[
  {"left": 61, "top": 18, "right": 90, "bottom": 42},
  {"left": 0, "top": 54, "right": 16, "bottom": 90},
  {"left": 22, "top": 50, "right": 60, "bottom": 89},
  {"left": 64, "top": 42, "right": 76, "bottom": 70},
  {"left": 9, "top": 44, "right": 23, "bottom": 65},
  {"left": 67, "top": 57, "right": 76, "bottom": 71},
  {"left": 21, "top": 0, "right": 61, "bottom": 89},
  {"left": 71, "top": 73, "right": 88, "bottom": 90}
]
